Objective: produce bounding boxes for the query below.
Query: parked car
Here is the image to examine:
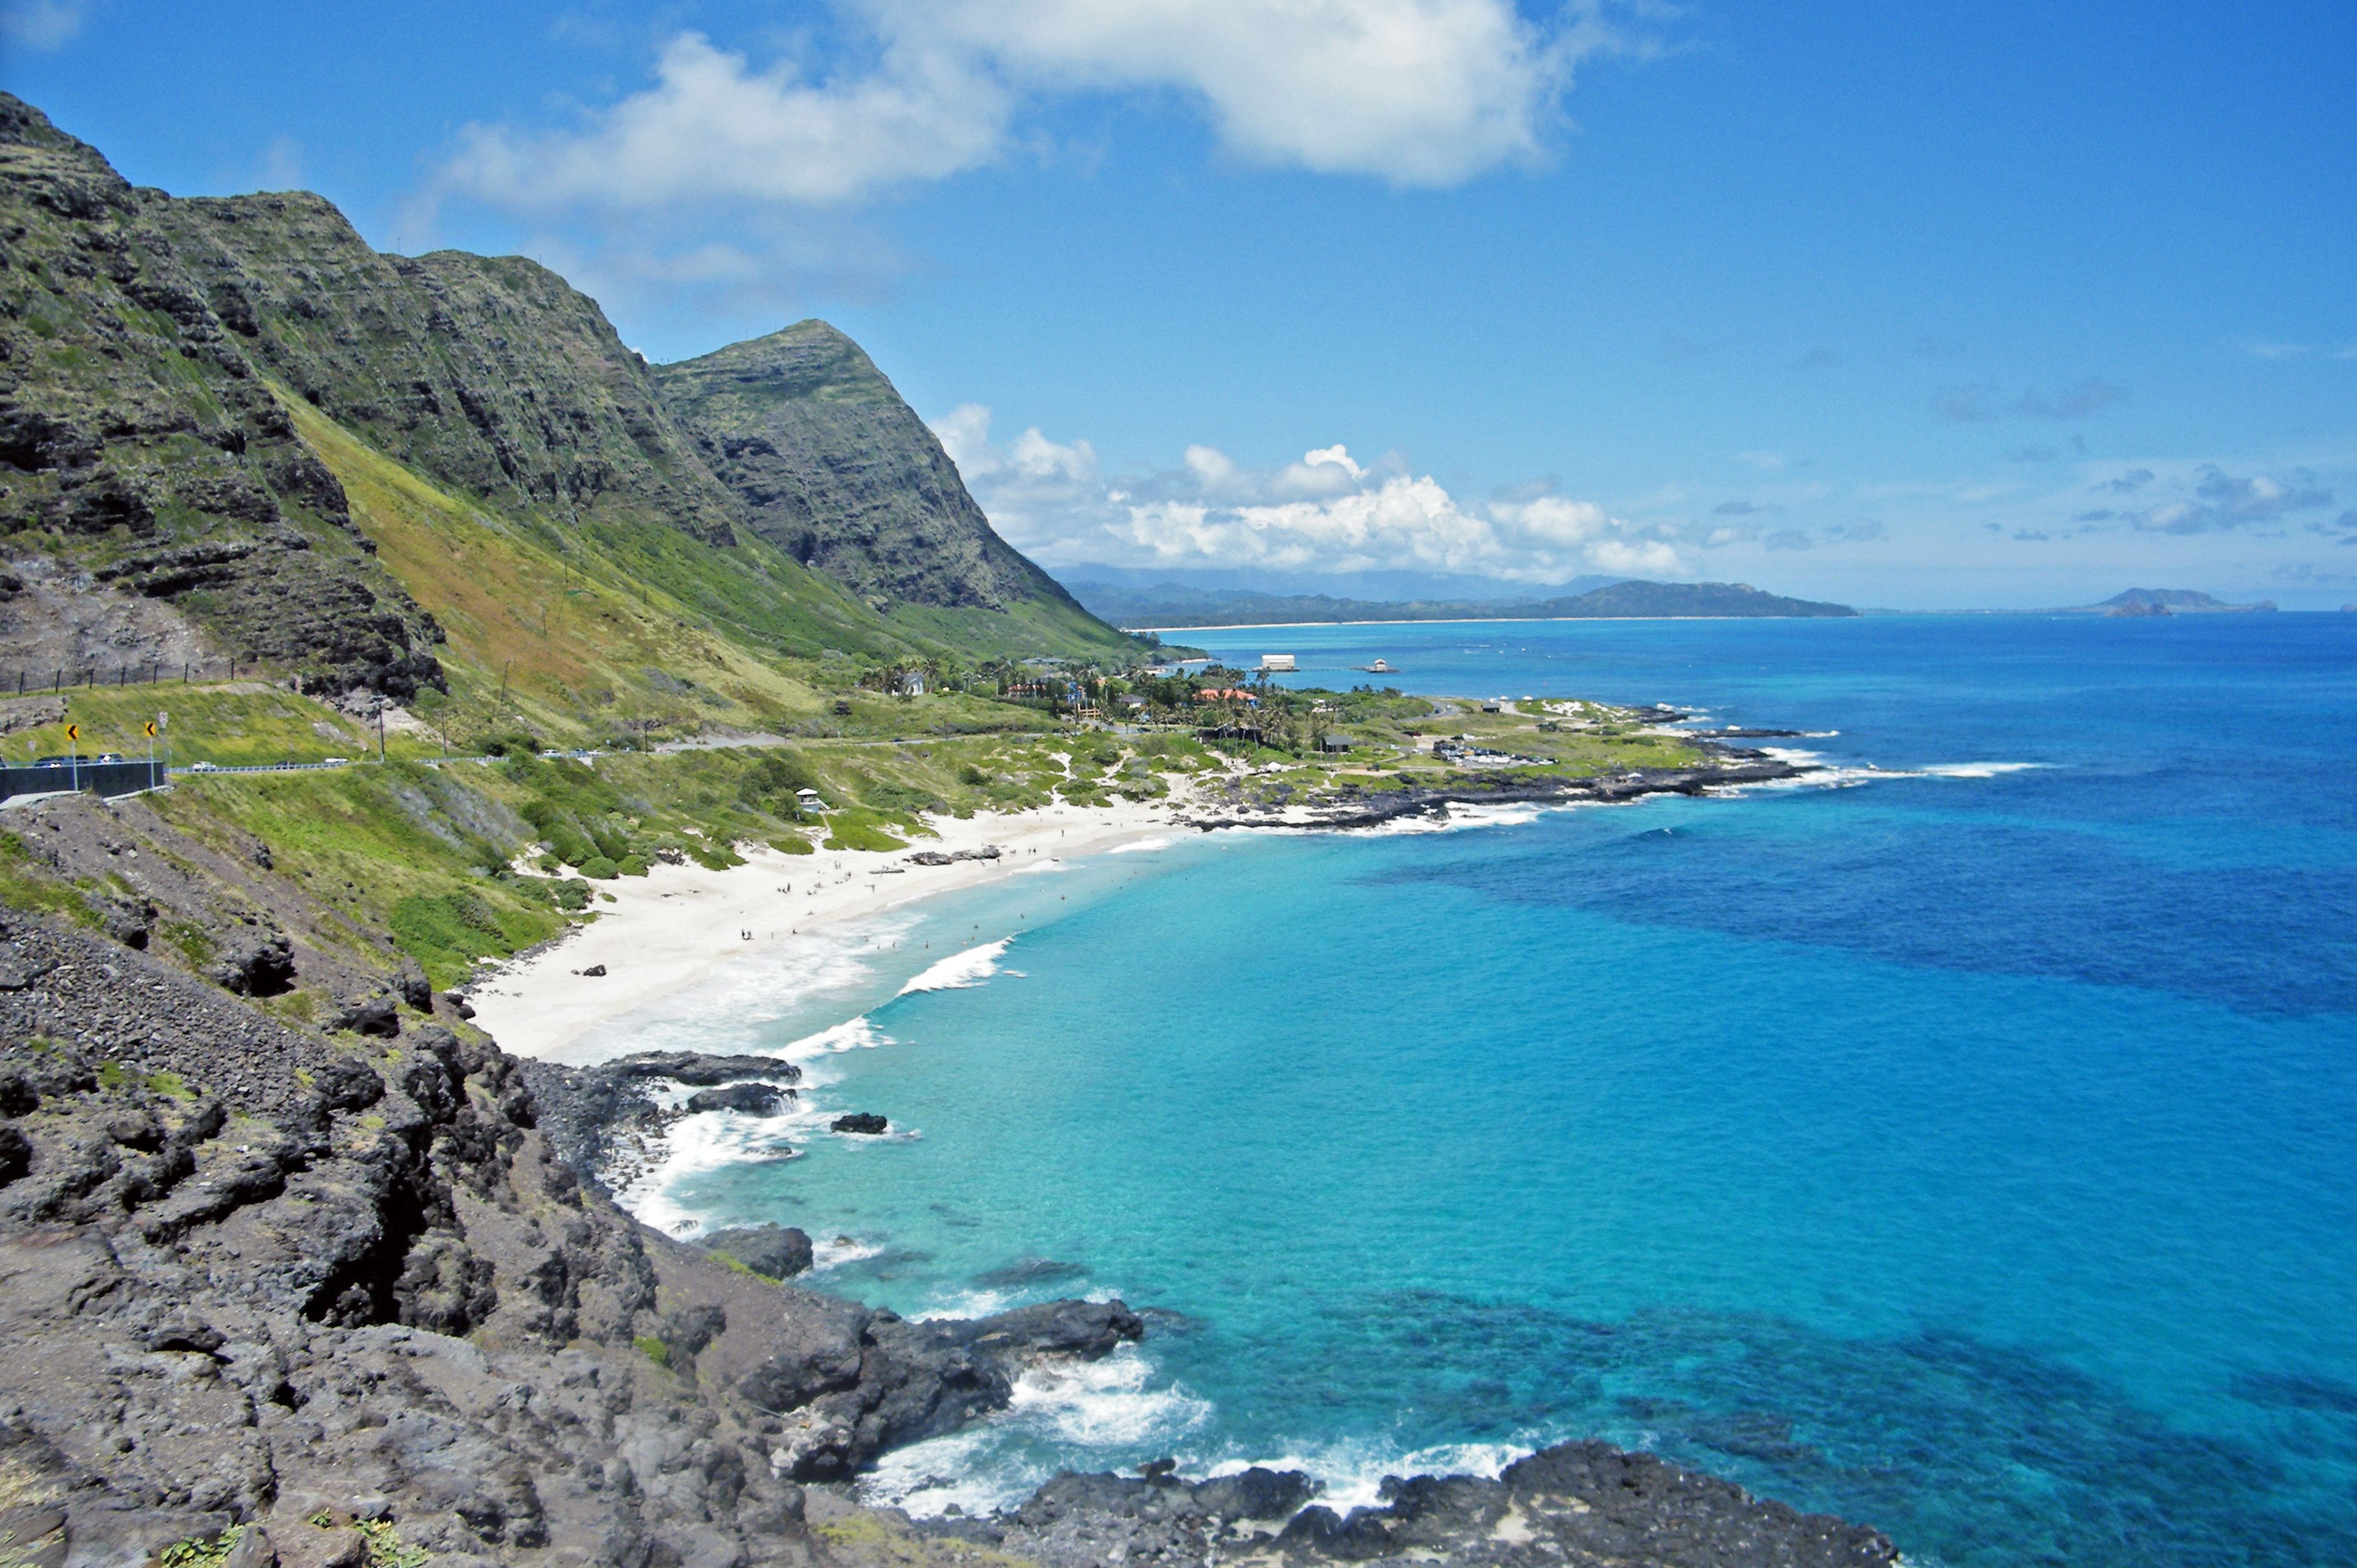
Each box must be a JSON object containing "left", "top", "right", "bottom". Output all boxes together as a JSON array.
[
  {"left": 189, "top": 761, "right": 218, "bottom": 773},
  {"left": 322, "top": 757, "right": 350, "bottom": 765}
]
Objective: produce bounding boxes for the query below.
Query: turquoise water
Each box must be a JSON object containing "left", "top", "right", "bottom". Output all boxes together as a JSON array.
[{"left": 596, "top": 615, "right": 2357, "bottom": 1567}]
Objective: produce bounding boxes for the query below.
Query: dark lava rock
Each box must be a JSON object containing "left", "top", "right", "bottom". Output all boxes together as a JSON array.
[
  {"left": 207, "top": 928, "right": 295, "bottom": 997},
  {"left": 327, "top": 991, "right": 398, "bottom": 1038},
  {"left": 699, "top": 1223, "right": 813, "bottom": 1279},
  {"left": 0, "top": 1122, "right": 30, "bottom": 1186},
  {"left": 391, "top": 961, "right": 432, "bottom": 1010},
  {"left": 615, "top": 1052, "right": 800, "bottom": 1086},
  {"left": 577, "top": 963, "right": 606, "bottom": 978},
  {"left": 830, "top": 1112, "right": 887, "bottom": 1135},
  {"left": 936, "top": 1439, "right": 1896, "bottom": 1568},
  {"left": 440, "top": 990, "right": 475, "bottom": 1019},
  {"left": 686, "top": 1082, "right": 791, "bottom": 1116},
  {"left": 515, "top": 1051, "right": 805, "bottom": 1184}
]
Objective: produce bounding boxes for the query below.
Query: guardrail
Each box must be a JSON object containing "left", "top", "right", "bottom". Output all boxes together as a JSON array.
[{"left": 0, "top": 759, "right": 168, "bottom": 803}]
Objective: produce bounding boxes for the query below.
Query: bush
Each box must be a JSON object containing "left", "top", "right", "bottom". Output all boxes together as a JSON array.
[
  {"left": 577, "top": 856, "right": 619, "bottom": 880},
  {"left": 390, "top": 888, "right": 533, "bottom": 986},
  {"left": 551, "top": 878, "right": 592, "bottom": 911},
  {"left": 546, "top": 825, "right": 598, "bottom": 867},
  {"left": 616, "top": 855, "right": 650, "bottom": 876},
  {"left": 957, "top": 763, "right": 989, "bottom": 785},
  {"left": 479, "top": 730, "right": 540, "bottom": 757},
  {"left": 772, "top": 835, "right": 814, "bottom": 856}
]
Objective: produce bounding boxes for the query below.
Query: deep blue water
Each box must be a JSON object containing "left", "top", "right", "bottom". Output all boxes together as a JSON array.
[{"left": 602, "top": 614, "right": 2357, "bottom": 1567}]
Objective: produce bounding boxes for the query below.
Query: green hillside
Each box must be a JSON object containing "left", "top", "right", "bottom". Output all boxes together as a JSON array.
[{"left": 0, "top": 93, "right": 1141, "bottom": 709}]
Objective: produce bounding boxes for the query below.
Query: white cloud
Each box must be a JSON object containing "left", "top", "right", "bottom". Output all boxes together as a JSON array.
[
  {"left": 930, "top": 408, "right": 1684, "bottom": 583},
  {"left": 1, "top": 0, "right": 88, "bottom": 49},
  {"left": 443, "top": 33, "right": 1011, "bottom": 211},
  {"left": 437, "top": 1, "right": 1621, "bottom": 213}
]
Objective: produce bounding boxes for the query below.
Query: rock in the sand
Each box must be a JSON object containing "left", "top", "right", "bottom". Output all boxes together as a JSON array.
[
  {"left": 831, "top": 1112, "right": 888, "bottom": 1135},
  {"left": 577, "top": 963, "right": 606, "bottom": 977},
  {"left": 686, "top": 1082, "right": 792, "bottom": 1116},
  {"left": 905, "top": 851, "right": 953, "bottom": 867},
  {"left": 700, "top": 1223, "right": 814, "bottom": 1279}
]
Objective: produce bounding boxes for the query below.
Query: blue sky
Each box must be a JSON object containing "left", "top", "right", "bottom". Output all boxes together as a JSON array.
[{"left": 7, "top": 0, "right": 2354, "bottom": 607}]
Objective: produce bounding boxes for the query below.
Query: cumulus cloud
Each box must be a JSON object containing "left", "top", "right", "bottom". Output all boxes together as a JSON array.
[
  {"left": 439, "top": 0, "right": 1620, "bottom": 214},
  {"left": 443, "top": 33, "right": 1011, "bottom": 210},
  {"left": 931, "top": 405, "right": 1683, "bottom": 582},
  {"left": 2125, "top": 466, "right": 2334, "bottom": 535}
]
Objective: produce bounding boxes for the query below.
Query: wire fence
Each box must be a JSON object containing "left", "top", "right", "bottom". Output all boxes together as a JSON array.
[{"left": 5, "top": 657, "right": 270, "bottom": 696}]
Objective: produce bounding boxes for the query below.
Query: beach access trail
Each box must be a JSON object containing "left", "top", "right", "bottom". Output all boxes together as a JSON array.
[{"left": 469, "top": 794, "right": 1192, "bottom": 1061}]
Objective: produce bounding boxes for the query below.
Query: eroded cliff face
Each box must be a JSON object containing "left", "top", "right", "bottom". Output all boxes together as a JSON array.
[
  {"left": 1, "top": 91, "right": 1131, "bottom": 694},
  {"left": 0, "top": 97, "right": 443, "bottom": 697},
  {"left": 146, "top": 198, "right": 746, "bottom": 551},
  {"left": 651, "top": 324, "right": 1087, "bottom": 616}
]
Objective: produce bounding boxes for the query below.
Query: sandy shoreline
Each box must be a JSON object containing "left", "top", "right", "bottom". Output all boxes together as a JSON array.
[{"left": 467, "top": 796, "right": 1192, "bottom": 1061}]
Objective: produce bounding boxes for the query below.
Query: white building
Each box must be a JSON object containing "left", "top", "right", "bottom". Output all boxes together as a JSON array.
[{"left": 1260, "top": 653, "right": 1297, "bottom": 672}]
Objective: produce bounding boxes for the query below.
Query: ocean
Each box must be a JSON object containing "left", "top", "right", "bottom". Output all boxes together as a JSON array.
[{"left": 577, "top": 613, "right": 2357, "bottom": 1567}]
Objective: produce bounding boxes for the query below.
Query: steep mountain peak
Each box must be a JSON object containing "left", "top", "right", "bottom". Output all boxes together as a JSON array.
[
  {"left": 655, "top": 321, "right": 1084, "bottom": 614},
  {"left": 664, "top": 319, "right": 900, "bottom": 407}
]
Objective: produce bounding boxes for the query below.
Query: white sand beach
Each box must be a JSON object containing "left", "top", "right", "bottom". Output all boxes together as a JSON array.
[{"left": 467, "top": 796, "right": 1193, "bottom": 1061}]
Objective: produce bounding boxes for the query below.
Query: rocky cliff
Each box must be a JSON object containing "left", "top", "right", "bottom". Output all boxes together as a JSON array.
[
  {"left": 0, "top": 93, "right": 1135, "bottom": 696},
  {"left": 653, "top": 324, "right": 1081, "bottom": 616},
  {"left": 0, "top": 788, "right": 1147, "bottom": 1568},
  {"left": 0, "top": 98, "right": 443, "bottom": 696}
]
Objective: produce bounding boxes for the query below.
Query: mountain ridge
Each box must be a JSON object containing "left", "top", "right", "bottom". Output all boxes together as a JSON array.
[
  {"left": 0, "top": 93, "right": 1136, "bottom": 710},
  {"left": 1065, "top": 577, "right": 1858, "bottom": 628}
]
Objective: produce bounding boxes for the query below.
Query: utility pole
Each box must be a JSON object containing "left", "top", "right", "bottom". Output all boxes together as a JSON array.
[{"left": 377, "top": 702, "right": 386, "bottom": 764}]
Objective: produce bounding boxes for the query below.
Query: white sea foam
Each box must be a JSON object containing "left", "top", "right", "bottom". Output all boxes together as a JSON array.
[
  {"left": 618, "top": 1099, "right": 812, "bottom": 1236},
  {"left": 898, "top": 938, "right": 1012, "bottom": 996},
  {"left": 779, "top": 1015, "right": 892, "bottom": 1061},
  {"left": 1364, "top": 800, "right": 1550, "bottom": 836},
  {"left": 1210, "top": 1437, "right": 1542, "bottom": 1514},
  {"left": 1106, "top": 835, "right": 1177, "bottom": 855},
  {"left": 859, "top": 1346, "right": 1215, "bottom": 1519},
  {"left": 1916, "top": 761, "right": 2050, "bottom": 778},
  {"left": 810, "top": 1233, "right": 883, "bottom": 1271}
]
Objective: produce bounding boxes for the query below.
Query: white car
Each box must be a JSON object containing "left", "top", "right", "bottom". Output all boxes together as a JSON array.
[
  {"left": 322, "top": 757, "right": 350, "bottom": 766},
  {"left": 189, "top": 761, "right": 218, "bottom": 773}
]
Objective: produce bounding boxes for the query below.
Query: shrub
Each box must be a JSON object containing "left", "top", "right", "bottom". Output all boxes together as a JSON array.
[
  {"left": 552, "top": 878, "right": 592, "bottom": 911},
  {"left": 616, "top": 855, "right": 649, "bottom": 876},
  {"left": 772, "top": 835, "right": 814, "bottom": 856},
  {"left": 577, "top": 856, "right": 619, "bottom": 881}
]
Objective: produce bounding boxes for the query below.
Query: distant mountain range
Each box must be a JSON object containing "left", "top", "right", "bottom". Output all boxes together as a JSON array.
[{"left": 1063, "top": 577, "right": 1859, "bottom": 628}]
